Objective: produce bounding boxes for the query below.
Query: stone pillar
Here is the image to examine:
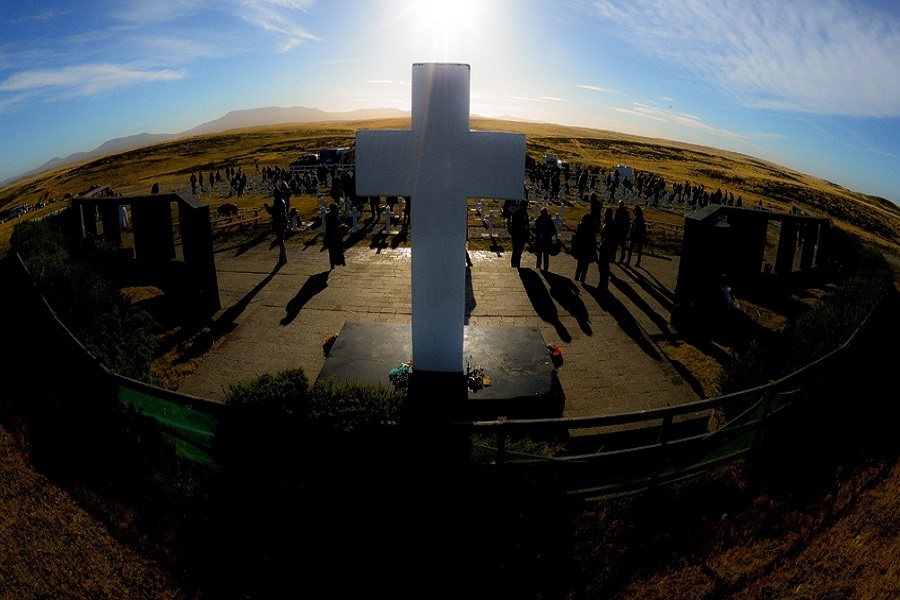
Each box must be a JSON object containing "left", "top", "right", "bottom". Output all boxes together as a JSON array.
[
  {"left": 775, "top": 219, "right": 799, "bottom": 275},
  {"left": 799, "top": 220, "right": 819, "bottom": 271},
  {"left": 101, "top": 202, "right": 122, "bottom": 246},
  {"left": 178, "top": 194, "right": 220, "bottom": 313},
  {"left": 81, "top": 202, "right": 98, "bottom": 237},
  {"left": 132, "top": 196, "right": 175, "bottom": 268}
]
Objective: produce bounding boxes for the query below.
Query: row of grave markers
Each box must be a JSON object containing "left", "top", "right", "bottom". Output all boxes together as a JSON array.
[{"left": 315, "top": 194, "right": 573, "bottom": 237}]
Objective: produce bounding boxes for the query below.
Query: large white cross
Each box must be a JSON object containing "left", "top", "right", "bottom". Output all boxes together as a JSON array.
[{"left": 356, "top": 63, "right": 525, "bottom": 373}]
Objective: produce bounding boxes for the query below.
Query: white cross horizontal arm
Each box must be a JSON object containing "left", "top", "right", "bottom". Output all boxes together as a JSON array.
[{"left": 355, "top": 130, "right": 415, "bottom": 197}]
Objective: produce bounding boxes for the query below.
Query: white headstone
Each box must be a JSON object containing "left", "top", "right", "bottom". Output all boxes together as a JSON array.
[
  {"left": 349, "top": 205, "right": 361, "bottom": 233},
  {"left": 356, "top": 63, "right": 525, "bottom": 373},
  {"left": 382, "top": 206, "right": 393, "bottom": 234}
]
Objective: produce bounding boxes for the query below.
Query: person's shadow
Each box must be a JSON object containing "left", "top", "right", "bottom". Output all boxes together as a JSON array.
[
  {"left": 542, "top": 271, "right": 592, "bottom": 335},
  {"left": 281, "top": 270, "right": 330, "bottom": 326},
  {"left": 518, "top": 268, "right": 571, "bottom": 343},
  {"left": 583, "top": 282, "right": 660, "bottom": 359}
]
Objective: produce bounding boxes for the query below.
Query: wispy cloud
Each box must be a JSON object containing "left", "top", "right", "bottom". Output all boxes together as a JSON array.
[
  {"left": 614, "top": 102, "right": 749, "bottom": 140},
  {"left": 0, "top": 64, "right": 183, "bottom": 98},
  {"left": 110, "top": 0, "right": 207, "bottom": 24},
  {"left": 110, "top": 0, "right": 319, "bottom": 51},
  {"left": 238, "top": 0, "right": 320, "bottom": 52},
  {"left": 574, "top": 83, "right": 618, "bottom": 94},
  {"left": 592, "top": 0, "right": 900, "bottom": 117},
  {"left": 8, "top": 9, "right": 59, "bottom": 25}
]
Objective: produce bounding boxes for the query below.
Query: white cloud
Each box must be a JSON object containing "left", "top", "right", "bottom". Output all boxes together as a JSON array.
[
  {"left": 0, "top": 64, "right": 184, "bottom": 97},
  {"left": 111, "top": 0, "right": 207, "bottom": 24},
  {"left": 110, "top": 0, "right": 319, "bottom": 51},
  {"left": 574, "top": 84, "right": 617, "bottom": 93},
  {"left": 614, "top": 102, "right": 749, "bottom": 141},
  {"left": 592, "top": 0, "right": 900, "bottom": 117},
  {"left": 238, "top": 0, "right": 320, "bottom": 51}
]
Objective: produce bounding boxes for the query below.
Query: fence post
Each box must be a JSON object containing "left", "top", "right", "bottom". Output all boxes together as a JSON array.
[
  {"left": 751, "top": 389, "right": 776, "bottom": 449},
  {"left": 496, "top": 431, "right": 507, "bottom": 466},
  {"left": 657, "top": 414, "right": 673, "bottom": 446}
]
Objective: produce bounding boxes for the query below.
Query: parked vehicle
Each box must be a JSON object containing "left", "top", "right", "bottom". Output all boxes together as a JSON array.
[
  {"left": 7, "top": 204, "right": 29, "bottom": 220},
  {"left": 289, "top": 153, "right": 320, "bottom": 174},
  {"left": 319, "top": 147, "right": 354, "bottom": 170}
]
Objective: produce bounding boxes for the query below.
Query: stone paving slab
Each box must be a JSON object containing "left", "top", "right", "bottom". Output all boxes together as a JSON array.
[{"left": 176, "top": 237, "right": 700, "bottom": 419}]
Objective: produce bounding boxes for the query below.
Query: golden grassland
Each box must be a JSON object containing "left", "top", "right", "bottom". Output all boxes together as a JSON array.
[
  {"left": 1, "top": 120, "right": 899, "bottom": 599},
  {"left": 3, "top": 118, "right": 900, "bottom": 255}
]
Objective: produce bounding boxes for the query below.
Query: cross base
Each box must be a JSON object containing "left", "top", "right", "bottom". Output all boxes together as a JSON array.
[{"left": 316, "top": 322, "right": 564, "bottom": 421}]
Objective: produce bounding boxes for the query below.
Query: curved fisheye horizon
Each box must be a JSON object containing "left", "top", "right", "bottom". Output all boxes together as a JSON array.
[{"left": 1, "top": 0, "right": 899, "bottom": 204}]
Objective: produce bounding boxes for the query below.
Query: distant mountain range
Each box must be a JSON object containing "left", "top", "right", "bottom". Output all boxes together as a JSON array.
[{"left": 10, "top": 106, "right": 409, "bottom": 184}]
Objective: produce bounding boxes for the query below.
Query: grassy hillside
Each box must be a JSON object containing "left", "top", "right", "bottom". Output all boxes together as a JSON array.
[{"left": 3, "top": 118, "right": 900, "bottom": 257}]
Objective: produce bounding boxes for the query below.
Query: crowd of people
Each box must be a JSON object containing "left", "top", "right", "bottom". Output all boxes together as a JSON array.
[
  {"left": 212, "top": 154, "right": 747, "bottom": 284},
  {"left": 502, "top": 194, "right": 648, "bottom": 290}
]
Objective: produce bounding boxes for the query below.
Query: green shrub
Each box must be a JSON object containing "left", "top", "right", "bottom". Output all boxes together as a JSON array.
[
  {"left": 224, "top": 368, "right": 311, "bottom": 415},
  {"left": 216, "top": 369, "right": 404, "bottom": 479},
  {"left": 309, "top": 377, "right": 404, "bottom": 433},
  {"left": 718, "top": 228, "right": 893, "bottom": 395},
  {"left": 11, "top": 214, "right": 160, "bottom": 382},
  {"left": 222, "top": 369, "right": 403, "bottom": 431}
]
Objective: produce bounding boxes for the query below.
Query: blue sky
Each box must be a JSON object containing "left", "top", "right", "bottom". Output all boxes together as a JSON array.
[{"left": 2, "top": 0, "right": 899, "bottom": 204}]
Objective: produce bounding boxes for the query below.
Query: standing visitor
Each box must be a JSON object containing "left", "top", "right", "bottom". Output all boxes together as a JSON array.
[
  {"left": 264, "top": 189, "right": 288, "bottom": 265},
  {"left": 532, "top": 206, "right": 557, "bottom": 272},
  {"left": 598, "top": 207, "right": 617, "bottom": 289},
  {"left": 509, "top": 200, "right": 530, "bottom": 268},
  {"left": 572, "top": 213, "right": 598, "bottom": 283},
  {"left": 626, "top": 204, "right": 647, "bottom": 266},
  {"left": 324, "top": 203, "right": 346, "bottom": 269},
  {"left": 614, "top": 200, "right": 630, "bottom": 263}
]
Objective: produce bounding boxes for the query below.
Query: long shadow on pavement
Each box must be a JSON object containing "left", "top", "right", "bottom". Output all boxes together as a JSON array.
[
  {"left": 215, "top": 230, "right": 269, "bottom": 257},
  {"left": 618, "top": 263, "right": 675, "bottom": 309},
  {"left": 281, "top": 270, "right": 331, "bottom": 326},
  {"left": 518, "top": 268, "right": 572, "bottom": 343},
  {"left": 582, "top": 280, "right": 662, "bottom": 360},
  {"left": 176, "top": 260, "right": 285, "bottom": 363},
  {"left": 609, "top": 267, "right": 675, "bottom": 337},
  {"left": 541, "top": 270, "right": 592, "bottom": 335},
  {"left": 465, "top": 265, "right": 476, "bottom": 316}
]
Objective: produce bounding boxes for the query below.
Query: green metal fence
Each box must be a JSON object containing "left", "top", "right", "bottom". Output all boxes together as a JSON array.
[{"left": 12, "top": 249, "right": 874, "bottom": 501}]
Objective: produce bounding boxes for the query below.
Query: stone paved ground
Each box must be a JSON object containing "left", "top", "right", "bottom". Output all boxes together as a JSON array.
[{"left": 177, "top": 228, "right": 700, "bottom": 420}]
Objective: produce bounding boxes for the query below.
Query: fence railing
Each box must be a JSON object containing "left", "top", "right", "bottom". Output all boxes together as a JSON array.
[{"left": 11, "top": 248, "right": 875, "bottom": 500}]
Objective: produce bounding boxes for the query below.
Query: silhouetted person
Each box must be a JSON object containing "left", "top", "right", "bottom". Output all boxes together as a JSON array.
[
  {"left": 573, "top": 213, "right": 598, "bottom": 283},
  {"left": 598, "top": 207, "right": 616, "bottom": 289},
  {"left": 532, "top": 206, "right": 556, "bottom": 272},
  {"left": 626, "top": 204, "right": 646, "bottom": 266},
  {"left": 264, "top": 188, "right": 288, "bottom": 265},
  {"left": 509, "top": 200, "right": 530, "bottom": 268},
  {"left": 324, "top": 203, "right": 346, "bottom": 269},
  {"left": 614, "top": 200, "right": 630, "bottom": 262}
]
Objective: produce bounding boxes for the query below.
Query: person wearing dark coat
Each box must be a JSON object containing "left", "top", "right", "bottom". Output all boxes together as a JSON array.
[
  {"left": 626, "top": 204, "right": 647, "bottom": 266},
  {"left": 509, "top": 200, "right": 530, "bottom": 268},
  {"left": 614, "top": 200, "right": 631, "bottom": 262},
  {"left": 598, "top": 207, "right": 617, "bottom": 289},
  {"left": 324, "top": 203, "right": 346, "bottom": 269},
  {"left": 573, "top": 213, "right": 598, "bottom": 283},
  {"left": 264, "top": 190, "right": 288, "bottom": 264},
  {"left": 532, "top": 206, "right": 557, "bottom": 272}
]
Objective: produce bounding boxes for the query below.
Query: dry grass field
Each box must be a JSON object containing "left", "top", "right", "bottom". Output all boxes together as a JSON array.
[{"left": 1, "top": 120, "right": 899, "bottom": 598}]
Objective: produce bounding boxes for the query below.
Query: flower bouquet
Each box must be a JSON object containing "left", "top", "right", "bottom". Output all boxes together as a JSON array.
[
  {"left": 389, "top": 361, "right": 412, "bottom": 390},
  {"left": 322, "top": 332, "right": 339, "bottom": 355},
  {"left": 547, "top": 343, "right": 563, "bottom": 368}
]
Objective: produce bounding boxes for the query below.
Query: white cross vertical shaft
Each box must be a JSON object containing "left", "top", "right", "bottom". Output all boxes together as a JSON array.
[{"left": 355, "top": 63, "right": 525, "bottom": 373}]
